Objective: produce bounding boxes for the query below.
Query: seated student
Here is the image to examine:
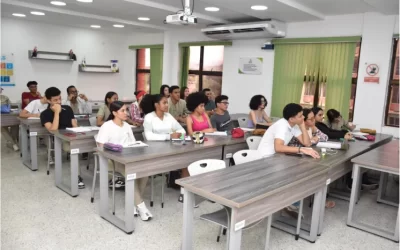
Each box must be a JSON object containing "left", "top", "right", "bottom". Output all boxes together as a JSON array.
[
  {"left": 248, "top": 95, "right": 273, "bottom": 128},
  {"left": 64, "top": 85, "right": 92, "bottom": 114},
  {"left": 203, "top": 88, "right": 216, "bottom": 116},
  {"left": 257, "top": 103, "right": 320, "bottom": 159},
  {"left": 1, "top": 89, "right": 19, "bottom": 151},
  {"left": 211, "top": 95, "right": 233, "bottom": 132},
  {"left": 186, "top": 92, "right": 215, "bottom": 136},
  {"left": 180, "top": 86, "right": 189, "bottom": 101},
  {"left": 40, "top": 87, "right": 85, "bottom": 189},
  {"left": 168, "top": 85, "right": 189, "bottom": 123},
  {"left": 96, "top": 101, "right": 152, "bottom": 221},
  {"left": 19, "top": 96, "right": 48, "bottom": 118},
  {"left": 325, "top": 109, "right": 356, "bottom": 131},
  {"left": 96, "top": 92, "right": 118, "bottom": 126},
  {"left": 312, "top": 107, "right": 352, "bottom": 140},
  {"left": 141, "top": 94, "right": 185, "bottom": 141},
  {"left": 160, "top": 85, "right": 170, "bottom": 98},
  {"left": 22, "top": 81, "right": 41, "bottom": 109},
  {"left": 130, "top": 91, "right": 146, "bottom": 125}
]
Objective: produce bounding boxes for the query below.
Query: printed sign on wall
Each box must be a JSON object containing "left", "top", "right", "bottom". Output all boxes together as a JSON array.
[
  {"left": 239, "top": 57, "right": 263, "bottom": 75},
  {"left": 364, "top": 63, "right": 380, "bottom": 84},
  {"left": 1, "top": 54, "right": 16, "bottom": 87}
]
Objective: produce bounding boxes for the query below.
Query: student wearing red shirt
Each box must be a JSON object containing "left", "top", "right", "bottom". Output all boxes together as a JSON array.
[{"left": 21, "top": 81, "right": 41, "bottom": 109}]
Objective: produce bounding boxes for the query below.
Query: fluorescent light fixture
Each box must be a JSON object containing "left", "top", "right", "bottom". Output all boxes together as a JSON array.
[
  {"left": 113, "top": 24, "right": 125, "bottom": 28},
  {"left": 30, "top": 11, "right": 46, "bottom": 15},
  {"left": 50, "top": 1, "right": 66, "bottom": 6},
  {"left": 90, "top": 25, "right": 101, "bottom": 28},
  {"left": 77, "top": 0, "right": 93, "bottom": 2},
  {"left": 138, "top": 17, "right": 150, "bottom": 21},
  {"left": 12, "top": 13, "right": 26, "bottom": 17},
  {"left": 205, "top": 7, "right": 220, "bottom": 12},
  {"left": 251, "top": 5, "right": 268, "bottom": 10}
]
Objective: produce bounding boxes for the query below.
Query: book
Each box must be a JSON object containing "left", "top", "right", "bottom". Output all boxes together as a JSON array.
[{"left": 316, "top": 141, "right": 342, "bottom": 149}]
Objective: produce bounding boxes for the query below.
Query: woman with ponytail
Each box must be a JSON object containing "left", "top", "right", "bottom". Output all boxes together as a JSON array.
[{"left": 96, "top": 101, "right": 153, "bottom": 221}]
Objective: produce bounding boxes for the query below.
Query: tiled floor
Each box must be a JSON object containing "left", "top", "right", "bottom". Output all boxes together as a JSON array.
[{"left": 1, "top": 142, "right": 399, "bottom": 250}]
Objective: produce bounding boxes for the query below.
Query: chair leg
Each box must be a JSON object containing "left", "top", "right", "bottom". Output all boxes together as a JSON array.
[
  {"left": 91, "top": 155, "right": 98, "bottom": 203},
  {"left": 47, "top": 136, "right": 51, "bottom": 175},
  {"left": 161, "top": 173, "right": 165, "bottom": 208},
  {"left": 217, "top": 226, "right": 224, "bottom": 242},
  {"left": 295, "top": 199, "right": 304, "bottom": 240},
  {"left": 112, "top": 162, "right": 116, "bottom": 215},
  {"left": 150, "top": 175, "right": 154, "bottom": 207}
]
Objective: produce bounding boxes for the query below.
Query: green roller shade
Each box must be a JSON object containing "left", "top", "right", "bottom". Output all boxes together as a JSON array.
[
  {"left": 179, "top": 47, "right": 190, "bottom": 88},
  {"left": 129, "top": 44, "right": 164, "bottom": 50},
  {"left": 272, "top": 36, "right": 361, "bottom": 45},
  {"left": 150, "top": 48, "right": 163, "bottom": 94},
  {"left": 179, "top": 41, "right": 232, "bottom": 47}
]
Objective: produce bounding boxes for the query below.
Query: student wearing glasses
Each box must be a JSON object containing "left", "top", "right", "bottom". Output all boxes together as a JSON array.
[
  {"left": 64, "top": 85, "right": 92, "bottom": 114},
  {"left": 325, "top": 109, "right": 356, "bottom": 131},
  {"left": 210, "top": 95, "right": 233, "bottom": 132},
  {"left": 22, "top": 81, "right": 41, "bottom": 109},
  {"left": 96, "top": 101, "right": 152, "bottom": 221},
  {"left": 248, "top": 95, "right": 273, "bottom": 128},
  {"left": 141, "top": 94, "right": 185, "bottom": 141}
]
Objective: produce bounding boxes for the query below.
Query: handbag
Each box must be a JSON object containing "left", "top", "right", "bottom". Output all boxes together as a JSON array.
[
  {"left": 0, "top": 104, "right": 10, "bottom": 114},
  {"left": 231, "top": 128, "right": 244, "bottom": 138}
]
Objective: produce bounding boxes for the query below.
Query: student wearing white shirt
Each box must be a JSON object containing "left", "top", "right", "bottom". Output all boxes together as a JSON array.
[
  {"left": 63, "top": 85, "right": 92, "bottom": 114},
  {"left": 96, "top": 101, "right": 152, "bottom": 221},
  {"left": 257, "top": 103, "right": 320, "bottom": 159},
  {"left": 19, "top": 97, "right": 48, "bottom": 118},
  {"left": 141, "top": 94, "right": 185, "bottom": 141}
]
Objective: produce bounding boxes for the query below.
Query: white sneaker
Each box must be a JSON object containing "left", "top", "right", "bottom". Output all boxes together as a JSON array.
[
  {"left": 137, "top": 202, "right": 152, "bottom": 221},
  {"left": 13, "top": 144, "right": 19, "bottom": 151}
]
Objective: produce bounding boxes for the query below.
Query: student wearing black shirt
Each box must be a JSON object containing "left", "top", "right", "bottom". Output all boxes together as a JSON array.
[{"left": 40, "top": 87, "right": 85, "bottom": 189}]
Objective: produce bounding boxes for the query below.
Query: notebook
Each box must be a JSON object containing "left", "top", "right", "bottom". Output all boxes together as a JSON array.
[
  {"left": 205, "top": 131, "right": 228, "bottom": 136},
  {"left": 123, "top": 141, "right": 148, "bottom": 148},
  {"left": 316, "top": 141, "right": 342, "bottom": 149}
]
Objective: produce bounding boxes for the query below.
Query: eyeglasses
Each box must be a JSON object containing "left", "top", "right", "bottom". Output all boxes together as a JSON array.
[{"left": 220, "top": 102, "right": 229, "bottom": 105}]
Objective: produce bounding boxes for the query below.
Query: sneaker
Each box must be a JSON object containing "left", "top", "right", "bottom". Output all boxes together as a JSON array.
[
  {"left": 109, "top": 177, "right": 125, "bottom": 189},
  {"left": 137, "top": 202, "right": 152, "bottom": 221},
  {"left": 78, "top": 176, "right": 85, "bottom": 189},
  {"left": 13, "top": 144, "right": 19, "bottom": 151}
]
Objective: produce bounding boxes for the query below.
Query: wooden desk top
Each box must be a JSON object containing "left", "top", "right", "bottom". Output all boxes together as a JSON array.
[
  {"left": 50, "top": 130, "right": 99, "bottom": 142},
  {"left": 176, "top": 156, "right": 328, "bottom": 209},
  {"left": 351, "top": 140, "right": 399, "bottom": 174},
  {"left": 97, "top": 135, "right": 246, "bottom": 165}
]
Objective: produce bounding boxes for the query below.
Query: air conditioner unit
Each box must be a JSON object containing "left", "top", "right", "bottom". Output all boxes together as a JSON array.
[{"left": 201, "top": 20, "right": 286, "bottom": 40}]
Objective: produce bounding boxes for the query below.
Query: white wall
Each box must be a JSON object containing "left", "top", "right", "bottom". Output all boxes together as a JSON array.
[
  {"left": 1, "top": 18, "right": 163, "bottom": 102},
  {"left": 222, "top": 39, "right": 274, "bottom": 115}
]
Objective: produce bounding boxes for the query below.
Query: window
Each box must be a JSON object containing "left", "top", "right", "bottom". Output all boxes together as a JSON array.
[
  {"left": 300, "top": 42, "right": 361, "bottom": 121},
  {"left": 136, "top": 48, "right": 150, "bottom": 93},
  {"left": 385, "top": 38, "right": 399, "bottom": 127},
  {"left": 187, "top": 45, "right": 224, "bottom": 96}
]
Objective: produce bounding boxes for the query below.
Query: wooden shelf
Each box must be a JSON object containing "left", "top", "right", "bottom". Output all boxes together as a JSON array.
[
  {"left": 28, "top": 50, "right": 76, "bottom": 61},
  {"left": 78, "top": 64, "right": 119, "bottom": 73}
]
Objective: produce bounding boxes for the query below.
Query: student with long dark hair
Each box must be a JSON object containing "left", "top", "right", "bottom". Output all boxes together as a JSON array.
[
  {"left": 325, "top": 109, "right": 356, "bottom": 131},
  {"left": 96, "top": 91, "right": 118, "bottom": 126},
  {"left": 312, "top": 107, "right": 352, "bottom": 140},
  {"left": 96, "top": 101, "right": 152, "bottom": 221},
  {"left": 180, "top": 86, "right": 189, "bottom": 101},
  {"left": 160, "top": 85, "right": 170, "bottom": 98},
  {"left": 141, "top": 94, "right": 185, "bottom": 141},
  {"left": 248, "top": 95, "right": 273, "bottom": 128},
  {"left": 186, "top": 92, "right": 215, "bottom": 136}
]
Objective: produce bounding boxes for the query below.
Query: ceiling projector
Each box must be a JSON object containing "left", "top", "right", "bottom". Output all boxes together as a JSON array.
[{"left": 165, "top": 0, "right": 197, "bottom": 25}]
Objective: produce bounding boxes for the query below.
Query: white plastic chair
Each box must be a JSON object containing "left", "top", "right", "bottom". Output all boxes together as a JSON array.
[
  {"left": 89, "top": 116, "right": 97, "bottom": 127},
  {"left": 246, "top": 136, "right": 262, "bottom": 150},
  {"left": 237, "top": 117, "right": 248, "bottom": 128},
  {"left": 233, "top": 150, "right": 262, "bottom": 165}
]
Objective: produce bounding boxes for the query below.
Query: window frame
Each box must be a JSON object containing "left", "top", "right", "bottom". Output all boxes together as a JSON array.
[
  {"left": 135, "top": 48, "right": 150, "bottom": 92},
  {"left": 384, "top": 37, "right": 399, "bottom": 127},
  {"left": 188, "top": 46, "right": 223, "bottom": 92}
]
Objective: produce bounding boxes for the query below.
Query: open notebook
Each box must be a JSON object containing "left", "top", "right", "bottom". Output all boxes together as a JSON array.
[
  {"left": 66, "top": 126, "right": 100, "bottom": 133},
  {"left": 123, "top": 141, "right": 148, "bottom": 148}
]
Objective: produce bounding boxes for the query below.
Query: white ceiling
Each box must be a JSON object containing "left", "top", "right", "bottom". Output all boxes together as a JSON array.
[{"left": 1, "top": 0, "right": 399, "bottom": 34}]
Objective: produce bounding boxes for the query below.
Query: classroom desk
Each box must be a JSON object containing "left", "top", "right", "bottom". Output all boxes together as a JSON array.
[
  {"left": 1, "top": 113, "right": 20, "bottom": 127},
  {"left": 19, "top": 118, "right": 50, "bottom": 171},
  {"left": 96, "top": 136, "right": 247, "bottom": 234},
  {"left": 18, "top": 116, "right": 92, "bottom": 172},
  {"left": 348, "top": 140, "right": 399, "bottom": 242},
  {"left": 50, "top": 130, "right": 98, "bottom": 197},
  {"left": 176, "top": 156, "right": 329, "bottom": 250}
]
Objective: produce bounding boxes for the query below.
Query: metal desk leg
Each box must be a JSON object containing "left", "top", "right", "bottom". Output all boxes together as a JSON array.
[
  {"left": 309, "top": 188, "right": 323, "bottom": 242},
  {"left": 347, "top": 164, "right": 360, "bottom": 225},
  {"left": 318, "top": 185, "right": 328, "bottom": 236},
  {"left": 182, "top": 189, "right": 195, "bottom": 250},
  {"left": 21, "top": 124, "right": 31, "bottom": 169},
  {"left": 70, "top": 151, "right": 79, "bottom": 197},
  {"left": 227, "top": 208, "right": 242, "bottom": 250},
  {"left": 98, "top": 155, "right": 135, "bottom": 234},
  {"left": 264, "top": 215, "right": 272, "bottom": 250},
  {"left": 29, "top": 132, "right": 38, "bottom": 171},
  {"left": 54, "top": 138, "right": 78, "bottom": 197},
  {"left": 295, "top": 199, "right": 304, "bottom": 240}
]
